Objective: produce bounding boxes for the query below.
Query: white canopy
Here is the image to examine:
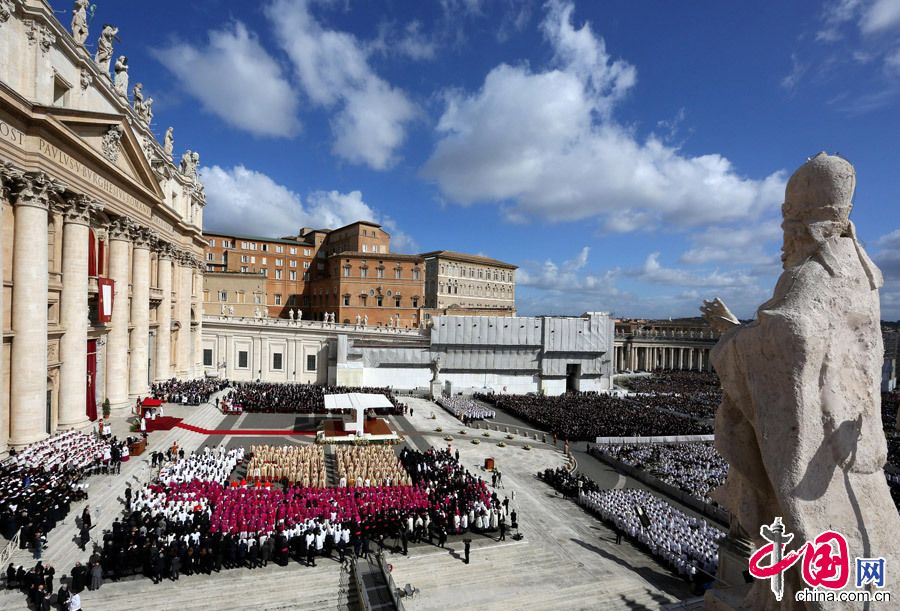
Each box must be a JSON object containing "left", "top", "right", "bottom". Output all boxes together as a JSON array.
[{"left": 323, "top": 393, "right": 393, "bottom": 433}]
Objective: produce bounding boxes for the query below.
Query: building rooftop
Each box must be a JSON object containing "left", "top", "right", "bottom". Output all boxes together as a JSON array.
[
  {"left": 419, "top": 250, "right": 518, "bottom": 269},
  {"left": 204, "top": 231, "right": 309, "bottom": 246}
]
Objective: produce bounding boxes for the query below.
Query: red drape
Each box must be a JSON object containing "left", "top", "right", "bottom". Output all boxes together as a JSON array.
[
  {"left": 88, "top": 229, "right": 97, "bottom": 277},
  {"left": 86, "top": 339, "right": 98, "bottom": 421},
  {"left": 98, "top": 238, "right": 105, "bottom": 276}
]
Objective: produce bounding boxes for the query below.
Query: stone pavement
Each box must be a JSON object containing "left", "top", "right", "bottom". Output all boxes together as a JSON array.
[{"left": 1, "top": 394, "right": 696, "bottom": 610}]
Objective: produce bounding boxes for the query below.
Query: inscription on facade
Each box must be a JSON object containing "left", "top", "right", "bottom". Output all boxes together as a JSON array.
[{"left": 0, "top": 119, "right": 25, "bottom": 147}]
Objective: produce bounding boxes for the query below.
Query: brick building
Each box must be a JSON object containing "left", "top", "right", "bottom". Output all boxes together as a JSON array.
[{"left": 421, "top": 251, "right": 517, "bottom": 313}]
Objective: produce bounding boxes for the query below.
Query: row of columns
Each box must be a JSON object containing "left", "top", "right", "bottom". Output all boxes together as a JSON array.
[
  {"left": 614, "top": 344, "right": 713, "bottom": 373},
  {"left": 1, "top": 166, "right": 202, "bottom": 448}
]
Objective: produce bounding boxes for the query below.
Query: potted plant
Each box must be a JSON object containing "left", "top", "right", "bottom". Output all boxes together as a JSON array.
[
  {"left": 102, "top": 398, "right": 111, "bottom": 419},
  {"left": 497, "top": 441, "right": 507, "bottom": 448}
]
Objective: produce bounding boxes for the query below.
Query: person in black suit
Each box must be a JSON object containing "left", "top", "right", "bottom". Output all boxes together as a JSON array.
[{"left": 463, "top": 539, "right": 471, "bottom": 564}]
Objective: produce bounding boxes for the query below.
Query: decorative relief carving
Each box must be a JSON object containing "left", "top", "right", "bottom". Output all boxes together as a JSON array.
[
  {"left": 11, "top": 171, "right": 63, "bottom": 210},
  {"left": 107, "top": 216, "right": 133, "bottom": 241},
  {"left": 101, "top": 125, "right": 123, "bottom": 163},
  {"left": 47, "top": 341, "right": 59, "bottom": 364},
  {"left": 79, "top": 67, "right": 92, "bottom": 90},
  {"left": 131, "top": 226, "right": 157, "bottom": 249},
  {"left": 0, "top": 0, "right": 19, "bottom": 26},
  {"left": 59, "top": 194, "right": 103, "bottom": 225},
  {"left": 26, "top": 19, "right": 56, "bottom": 54}
]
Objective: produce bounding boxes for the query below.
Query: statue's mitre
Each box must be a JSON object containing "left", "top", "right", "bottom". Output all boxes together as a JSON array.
[{"left": 783, "top": 152, "right": 855, "bottom": 224}]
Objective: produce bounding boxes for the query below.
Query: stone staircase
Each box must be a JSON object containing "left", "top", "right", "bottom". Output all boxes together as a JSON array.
[{"left": 0, "top": 403, "right": 229, "bottom": 610}]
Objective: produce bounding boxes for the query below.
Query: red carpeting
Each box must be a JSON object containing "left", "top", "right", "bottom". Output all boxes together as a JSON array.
[
  {"left": 175, "top": 422, "right": 317, "bottom": 436},
  {"left": 145, "top": 417, "right": 183, "bottom": 432}
]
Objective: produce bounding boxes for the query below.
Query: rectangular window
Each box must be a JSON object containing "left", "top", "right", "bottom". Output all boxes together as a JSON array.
[
  {"left": 275, "top": 259, "right": 283, "bottom": 266},
  {"left": 394, "top": 297, "right": 401, "bottom": 307},
  {"left": 241, "top": 241, "right": 248, "bottom": 249},
  {"left": 343, "top": 295, "right": 350, "bottom": 306},
  {"left": 306, "top": 354, "right": 316, "bottom": 371},
  {"left": 275, "top": 245, "right": 283, "bottom": 253},
  {"left": 412, "top": 269, "right": 420, "bottom": 280},
  {"left": 394, "top": 269, "right": 401, "bottom": 279},
  {"left": 274, "top": 294, "right": 282, "bottom": 305},
  {"left": 206, "top": 253, "right": 213, "bottom": 261},
  {"left": 362, "top": 244, "right": 368, "bottom": 253},
  {"left": 238, "top": 351, "right": 249, "bottom": 368},
  {"left": 412, "top": 297, "right": 418, "bottom": 308},
  {"left": 343, "top": 266, "right": 350, "bottom": 277},
  {"left": 272, "top": 353, "right": 283, "bottom": 370},
  {"left": 260, "top": 269, "right": 268, "bottom": 277},
  {"left": 303, "top": 272, "right": 310, "bottom": 281},
  {"left": 241, "top": 255, "right": 249, "bottom": 263},
  {"left": 376, "top": 296, "right": 383, "bottom": 307},
  {"left": 209, "top": 239, "right": 216, "bottom": 247},
  {"left": 250, "top": 243, "right": 257, "bottom": 250},
  {"left": 261, "top": 257, "right": 267, "bottom": 265},
  {"left": 360, "top": 268, "right": 368, "bottom": 278},
  {"left": 275, "top": 269, "right": 282, "bottom": 280},
  {"left": 376, "top": 268, "right": 384, "bottom": 278},
  {"left": 218, "top": 290, "right": 227, "bottom": 301},
  {"left": 203, "top": 349, "right": 213, "bottom": 367},
  {"left": 250, "top": 256, "right": 256, "bottom": 263},
  {"left": 304, "top": 248, "right": 311, "bottom": 256},
  {"left": 240, "top": 266, "right": 248, "bottom": 273},
  {"left": 289, "top": 247, "right": 297, "bottom": 255},
  {"left": 289, "top": 271, "right": 297, "bottom": 281},
  {"left": 290, "top": 260, "right": 297, "bottom": 267},
  {"left": 360, "top": 295, "right": 367, "bottom": 306}
]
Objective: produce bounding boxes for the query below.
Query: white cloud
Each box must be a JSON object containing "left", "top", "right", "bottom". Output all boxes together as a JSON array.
[
  {"left": 860, "top": 0, "right": 900, "bottom": 34},
  {"left": 634, "top": 253, "right": 756, "bottom": 288},
  {"left": 153, "top": 22, "right": 300, "bottom": 138},
  {"left": 423, "top": 0, "right": 785, "bottom": 230},
  {"left": 680, "top": 221, "right": 782, "bottom": 266},
  {"left": 266, "top": 0, "right": 416, "bottom": 170},
  {"left": 200, "top": 166, "right": 415, "bottom": 250},
  {"left": 372, "top": 21, "right": 438, "bottom": 61},
  {"left": 872, "top": 229, "right": 900, "bottom": 318}
]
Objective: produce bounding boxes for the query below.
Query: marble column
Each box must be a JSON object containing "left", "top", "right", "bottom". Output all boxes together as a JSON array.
[
  {"left": 0, "top": 165, "right": 12, "bottom": 454},
  {"left": 128, "top": 228, "right": 154, "bottom": 399},
  {"left": 193, "top": 264, "right": 203, "bottom": 374},
  {"left": 9, "top": 172, "right": 55, "bottom": 446},
  {"left": 175, "top": 253, "right": 193, "bottom": 377},
  {"left": 154, "top": 245, "right": 173, "bottom": 381},
  {"left": 105, "top": 218, "right": 132, "bottom": 410},
  {"left": 57, "top": 195, "right": 99, "bottom": 429}
]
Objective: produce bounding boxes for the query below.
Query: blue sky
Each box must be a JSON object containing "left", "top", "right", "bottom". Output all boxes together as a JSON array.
[{"left": 85, "top": 0, "right": 900, "bottom": 319}]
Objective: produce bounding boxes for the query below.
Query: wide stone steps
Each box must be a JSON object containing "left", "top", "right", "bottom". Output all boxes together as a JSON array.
[{"left": 1, "top": 560, "right": 348, "bottom": 611}]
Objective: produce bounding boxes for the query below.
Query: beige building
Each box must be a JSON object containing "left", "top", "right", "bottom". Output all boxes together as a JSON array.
[
  {"left": 0, "top": 1, "right": 205, "bottom": 451},
  {"left": 203, "top": 272, "right": 267, "bottom": 319},
  {"left": 421, "top": 251, "right": 517, "bottom": 313}
]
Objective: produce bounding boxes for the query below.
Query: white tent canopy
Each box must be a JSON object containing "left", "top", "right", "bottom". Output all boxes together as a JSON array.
[{"left": 323, "top": 393, "right": 393, "bottom": 433}]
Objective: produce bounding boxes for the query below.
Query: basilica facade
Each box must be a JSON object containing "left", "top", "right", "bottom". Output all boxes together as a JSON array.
[{"left": 0, "top": 0, "right": 206, "bottom": 451}]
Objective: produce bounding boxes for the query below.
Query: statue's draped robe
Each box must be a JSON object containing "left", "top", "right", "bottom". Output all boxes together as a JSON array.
[{"left": 711, "top": 236, "right": 899, "bottom": 609}]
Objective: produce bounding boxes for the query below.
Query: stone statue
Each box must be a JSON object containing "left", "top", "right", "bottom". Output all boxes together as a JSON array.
[
  {"left": 288, "top": 309, "right": 294, "bottom": 321},
  {"left": 430, "top": 355, "right": 442, "bottom": 382},
  {"left": 228, "top": 305, "right": 234, "bottom": 316},
  {"left": 179, "top": 150, "right": 199, "bottom": 178},
  {"left": 179, "top": 150, "right": 191, "bottom": 174},
  {"left": 356, "top": 314, "right": 362, "bottom": 326},
  {"left": 363, "top": 315, "right": 368, "bottom": 327},
  {"left": 702, "top": 153, "right": 899, "bottom": 609},
  {"left": 132, "top": 83, "right": 144, "bottom": 114},
  {"left": 253, "top": 306, "right": 260, "bottom": 318},
  {"left": 297, "top": 309, "right": 302, "bottom": 321},
  {"left": 71, "top": 0, "right": 89, "bottom": 45},
  {"left": 138, "top": 96, "right": 153, "bottom": 126},
  {"left": 220, "top": 303, "right": 226, "bottom": 316},
  {"left": 163, "top": 127, "right": 174, "bottom": 160},
  {"left": 113, "top": 56, "right": 128, "bottom": 97},
  {"left": 94, "top": 24, "right": 117, "bottom": 75}
]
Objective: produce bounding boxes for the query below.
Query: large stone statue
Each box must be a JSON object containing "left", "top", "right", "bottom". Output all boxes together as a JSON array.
[
  {"left": 430, "top": 355, "right": 442, "bottom": 382},
  {"left": 113, "top": 56, "right": 128, "bottom": 97},
  {"left": 71, "top": 0, "right": 89, "bottom": 45},
  {"left": 702, "top": 153, "right": 899, "bottom": 609},
  {"left": 94, "top": 24, "right": 117, "bottom": 75},
  {"left": 163, "top": 127, "right": 174, "bottom": 160}
]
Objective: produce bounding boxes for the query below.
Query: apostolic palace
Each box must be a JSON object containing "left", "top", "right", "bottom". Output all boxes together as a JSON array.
[{"left": 0, "top": 0, "right": 206, "bottom": 453}]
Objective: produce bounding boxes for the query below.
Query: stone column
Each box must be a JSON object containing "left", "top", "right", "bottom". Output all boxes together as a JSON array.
[
  {"left": 9, "top": 172, "right": 56, "bottom": 446},
  {"left": 175, "top": 253, "right": 193, "bottom": 377},
  {"left": 193, "top": 263, "right": 203, "bottom": 373},
  {"left": 128, "top": 228, "right": 154, "bottom": 399},
  {"left": 0, "top": 165, "right": 12, "bottom": 454},
  {"left": 224, "top": 333, "right": 234, "bottom": 379},
  {"left": 154, "top": 245, "right": 173, "bottom": 381},
  {"left": 57, "top": 195, "right": 100, "bottom": 429},
  {"left": 105, "top": 218, "right": 131, "bottom": 410}
]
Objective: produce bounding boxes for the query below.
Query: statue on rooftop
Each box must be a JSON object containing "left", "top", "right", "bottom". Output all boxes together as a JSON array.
[
  {"left": 702, "top": 153, "right": 899, "bottom": 609},
  {"left": 94, "top": 24, "right": 117, "bottom": 75},
  {"left": 163, "top": 127, "right": 174, "bottom": 160},
  {"left": 71, "top": 0, "right": 89, "bottom": 45},
  {"left": 113, "top": 56, "right": 128, "bottom": 97}
]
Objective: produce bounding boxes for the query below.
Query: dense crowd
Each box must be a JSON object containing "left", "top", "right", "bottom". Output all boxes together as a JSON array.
[
  {"left": 476, "top": 392, "right": 712, "bottom": 441},
  {"left": 620, "top": 371, "right": 722, "bottom": 420},
  {"left": 592, "top": 443, "right": 728, "bottom": 504},
  {"left": 150, "top": 379, "right": 230, "bottom": 405},
  {"left": 247, "top": 445, "right": 325, "bottom": 487},
  {"left": 225, "top": 382, "right": 404, "bottom": 415},
  {"left": 1, "top": 432, "right": 119, "bottom": 543},
  {"left": 436, "top": 396, "right": 495, "bottom": 422},
  {"left": 336, "top": 446, "right": 410, "bottom": 487},
  {"left": 580, "top": 488, "right": 724, "bottom": 580}
]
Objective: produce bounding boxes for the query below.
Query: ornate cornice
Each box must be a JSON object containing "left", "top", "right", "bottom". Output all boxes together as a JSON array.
[
  {"left": 156, "top": 242, "right": 176, "bottom": 260},
  {"left": 131, "top": 226, "right": 157, "bottom": 250},
  {"left": 107, "top": 216, "right": 134, "bottom": 241},
  {"left": 11, "top": 171, "right": 64, "bottom": 210},
  {"left": 57, "top": 194, "right": 103, "bottom": 226}
]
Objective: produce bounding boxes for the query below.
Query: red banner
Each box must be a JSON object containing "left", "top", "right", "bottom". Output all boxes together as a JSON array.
[{"left": 97, "top": 277, "right": 114, "bottom": 323}]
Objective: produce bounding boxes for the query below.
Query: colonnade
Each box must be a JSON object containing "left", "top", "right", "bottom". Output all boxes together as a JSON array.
[
  {"left": 613, "top": 343, "right": 714, "bottom": 373},
  {"left": 0, "top": 166, "right": 203, "bottom": 450}
]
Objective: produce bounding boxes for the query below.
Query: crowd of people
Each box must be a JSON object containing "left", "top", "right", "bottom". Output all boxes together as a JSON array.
[
  {"left": 1, "top": 432, "right": 118, "bottom": 544},
  {"left": 225, "top": 382, "right": 404, "bottom": 415},
  {"left": 475, "top": 392, "right": 712, "bottom": 441},
  {"left": 336, "top": 446, "right": 410, "bottom": 487},
  {"left": 538, "top": 467, "right": 600, "bottom": 498},
  {"left": 150, "top": 379, "right": 230, "bottom": 405},
  {"left": 620, "top": 371, "right": 722, "bottom": 420},
  {"left": 156, "top": 448, "right": 246, "bottom": 486},
  {"left": 246, "top": 445, "right": 325, "bottom": 487},
  {"left": 592, "top": 443, "right": 728, "bottom": 504},
  {"left": 437, "top": 397, "right": 495, "bottom": 422},
  {"left": 580, "top": 488, "right": 723, "bottom": 581}
]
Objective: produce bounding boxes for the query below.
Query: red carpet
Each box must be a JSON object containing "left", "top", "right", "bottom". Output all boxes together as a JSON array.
[
  {"left": 146, "top": 417, "right": 183, "bottom": 432},
  {"left": 175, "top": 423, "right": 317, "bottom": 436}
]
